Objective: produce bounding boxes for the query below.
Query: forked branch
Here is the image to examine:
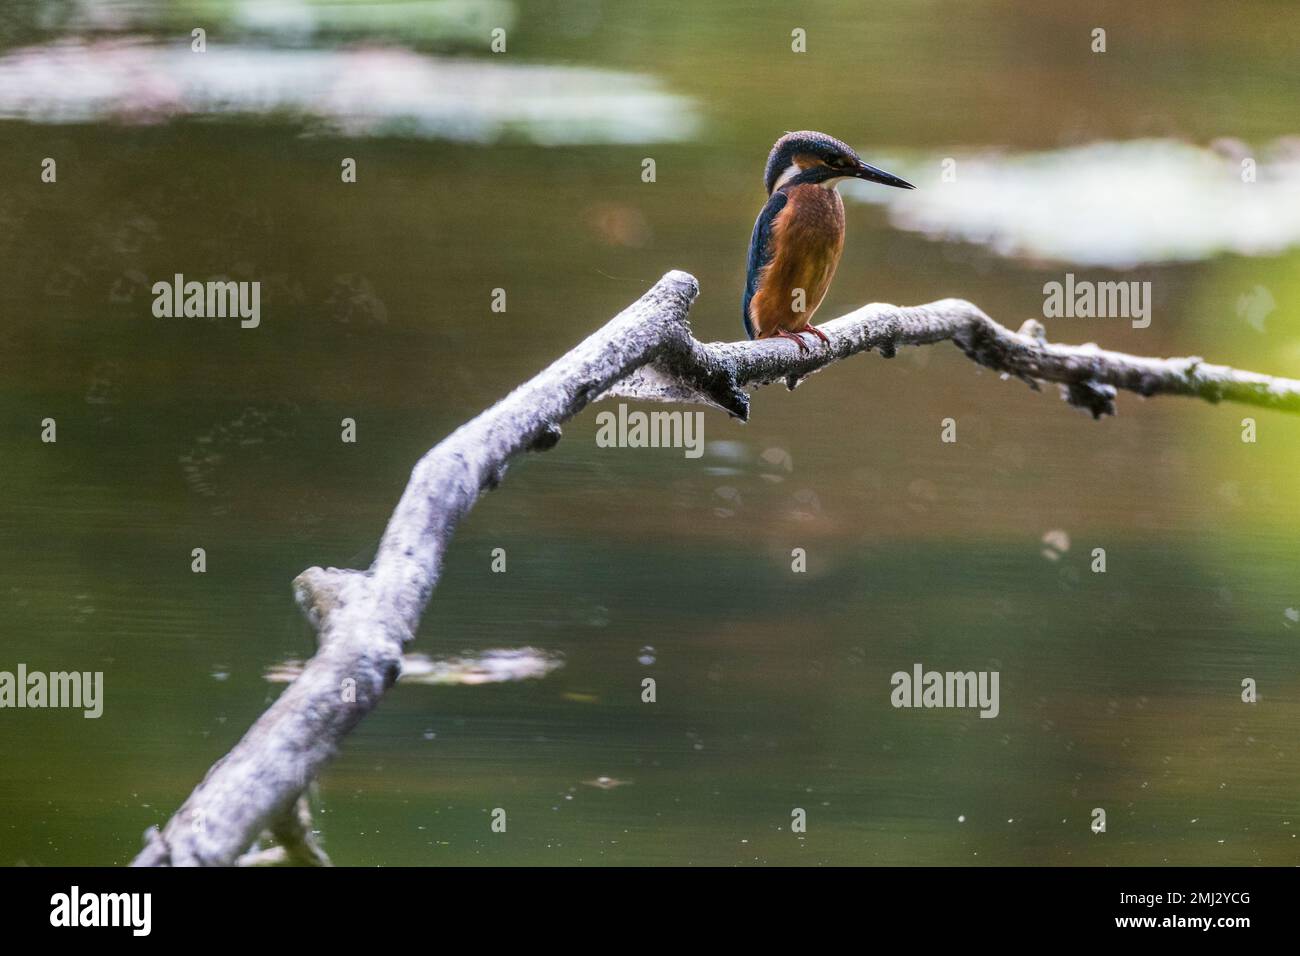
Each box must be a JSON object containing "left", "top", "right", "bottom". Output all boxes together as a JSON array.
[{"left": 132, "top": 270, "right": 1300, "bottom": 866}]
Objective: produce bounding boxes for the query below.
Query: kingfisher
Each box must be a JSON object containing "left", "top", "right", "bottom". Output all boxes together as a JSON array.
[{"left": 743, "top": 131, "right": 914, "bottom": 350}]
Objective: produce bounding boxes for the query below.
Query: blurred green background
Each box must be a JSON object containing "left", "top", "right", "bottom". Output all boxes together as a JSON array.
[{"left": 1, "top": 0, "right": 1298, "bottom": 866}]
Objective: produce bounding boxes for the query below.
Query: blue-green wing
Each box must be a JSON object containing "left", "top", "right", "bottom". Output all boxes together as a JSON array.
[{"left": 741, "top": 191, "right": 788, "bottom": 340}]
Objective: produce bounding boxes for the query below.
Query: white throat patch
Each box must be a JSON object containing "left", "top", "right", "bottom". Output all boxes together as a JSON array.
[{"left": 773, "top": 162, "right": 802, "bottom": 191}]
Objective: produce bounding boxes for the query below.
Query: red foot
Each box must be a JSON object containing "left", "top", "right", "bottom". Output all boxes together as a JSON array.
[
  {"left": 774, "top": 329, "right": 809, "bottom": 353},
  {"left": 801, "top": 324, "right": 831, "bottom": 346}
]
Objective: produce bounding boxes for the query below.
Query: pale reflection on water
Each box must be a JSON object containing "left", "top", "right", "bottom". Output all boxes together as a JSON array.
[
  {"left": 854, "top": 139, "right": 1300, "bottom": 267},
  {"left": 0, "top": 39, "right": 700, "bottom": 143},
  {"left": 266, "top": 649, "right": 564, "bottom": 686}
]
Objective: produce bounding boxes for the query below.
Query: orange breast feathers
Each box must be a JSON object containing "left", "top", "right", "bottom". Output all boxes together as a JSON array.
[{"left": 748, "top": 184, "right": 846, "bottom": 338}]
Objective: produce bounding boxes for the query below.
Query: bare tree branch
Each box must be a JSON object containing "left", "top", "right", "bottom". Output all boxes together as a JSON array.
[
  {"left": 132, "top": 270, "right": 1300, "bottom": 866},
  {"left": 235, "top": 796, "right": 331, "bottom": 867},
  {"left": 607, "top": 297, "right": 1300, "bottom": 420}
]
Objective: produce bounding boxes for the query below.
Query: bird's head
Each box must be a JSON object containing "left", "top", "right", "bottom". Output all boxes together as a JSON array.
[{"left": 763, "top": 130, "right": 915, "bottom": 195}]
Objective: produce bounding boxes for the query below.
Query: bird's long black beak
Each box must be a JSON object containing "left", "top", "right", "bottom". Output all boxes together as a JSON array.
[{"left": 853, "top": 161, "right": 915, "bottom": 189}]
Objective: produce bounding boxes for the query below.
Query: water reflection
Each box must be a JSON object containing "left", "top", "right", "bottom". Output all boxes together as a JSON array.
[
  {"left": 0, "top": 39, "right": 699, "bottom": 143},
  {"left": 65, "top": 0, "right": 521, "bottom": 45},
  {"left": 266, "top": 648, "right": 565, "bottom": 686},
  {"left": 854, "top": 139, "right": 1300, "bottom": 267}
]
